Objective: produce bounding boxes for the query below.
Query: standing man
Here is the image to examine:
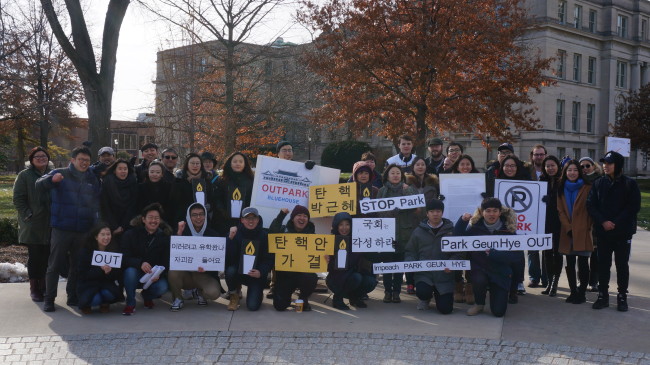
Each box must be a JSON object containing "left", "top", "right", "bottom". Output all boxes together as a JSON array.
[
  {"left": 385, "top": 134, "right": 417, "bottom": 173},
  {"left": 90, "top": 146, "right": 116, "bottom": 179},
  {"left": 36, "top": 146, "right": 101, "bottom": 312},
  {"left": 276, "top": 140, "right": 316, "bottom": 169},
  {"left": 485, "top": 143, "right": 514, "bottom": 196},
  {"left": 445, "top": 142, "right": 464, "bottom": 166},
  {"left": 161, "top": 148, "right": 179, "bottom": 183},
  {"left": 135, "top": 143, "right": 159, "bottom": 183},
  {"left": 527, "top": 144, "right": 547, "bottom": 181},
  {"left": 425, "top": 138, "right": 445, "bottom": 175},
  {"left": 587, "top": 151, "right": 640, "bottom": 312},
  {"left": 526, "top": 144, "right": 548, "bottom": 288}
]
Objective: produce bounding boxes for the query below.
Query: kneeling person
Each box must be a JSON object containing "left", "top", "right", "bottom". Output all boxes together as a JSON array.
[{"left": 404, "top": 199, "right": 458, "bottom": 314}]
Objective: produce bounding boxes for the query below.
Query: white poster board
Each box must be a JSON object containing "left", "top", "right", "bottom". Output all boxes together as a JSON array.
[
  {"left": 440, "top": 234, "right": 552, "bottom": 252},
  {"left": 91, "top": 251, "right": 122, "bottom": 269},
  {"left": 605, "top": 136, "right": 631, "bottom": 157},
  {"left": 439, "top": 173, "right": 485, "bottom": 221},
  {"left": 250, "top": 155, "right": 341, "bottom": 231},
  {"left": 495, "top": 179, "right": 547, "bottom": 235},
  {"left": 351, "top": 218, "right": 396, "bottom": 252},
  {"left": 169, "top": 236, "right": 226, "bottom": 271},
  {"left": 373, "top": 260, "right": 471, "bottom": 274},
  {"left": 358, "top": 194, "right": 426, "bottom": 214}
]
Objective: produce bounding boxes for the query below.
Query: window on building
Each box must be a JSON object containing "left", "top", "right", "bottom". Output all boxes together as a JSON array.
[
  {"left": 171, "top": 63, "right": 177, "bottom": 77},
  {"left": 573, "top": 148, "right": 581, "bottom": 159},
  {"left": 616, "top": 61, "right": 627, "bottom": 88},
  {"left": 573, "top": 54, "right": 582, "bottom": 82},
  {"left": 571, "top": 102, "right": 580, "bottom": 132},
  {"left": 138, "top": 135, "right": 155, "bottom": 148},
  {"left": 588, "top": 10, "right": 597, "bottom": 33},
  {"left": 558, "top": 147, "right": 566, "bottom": 159},
  {"left": 557, "top": 50, "right": 566, "bottom": 79},
  {"left": 264, "top": 61, "right": 273, "bottom": 77},
  {"left": 200, "top": 57, "right": 207, "bottom": 72},
  {"left": 556, "top": 99, "right": 565, "bottom": 130},
  {"left": 617, "top": 15, "right": 628, "bottom": 38},
  {"left": 642, "top": 19, "right": 648, "bottom": 41},
  {"left": 588, "top": 149, "right": 595, "bottom": 160},
  {"left": 574, "top": 6, "right": 582, "bottom": 29},
  {"left": 587, "top": 57, "right": 596, "bottom": 84},
  {"left": 558, "top": 1, "right": 567, "bottom": 24},
  {"left": 587, "top": 104, "right": 595, "bottom": 133},
  {"left": 112, "top": 133, "right": 137, "bottom": 150}
]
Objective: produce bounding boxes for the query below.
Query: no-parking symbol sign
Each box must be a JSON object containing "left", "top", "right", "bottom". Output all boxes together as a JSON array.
[{"left": 495, "top": 180, "right": 547, "bottom": 235}]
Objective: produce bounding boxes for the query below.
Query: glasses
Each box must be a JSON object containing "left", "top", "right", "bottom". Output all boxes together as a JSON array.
[
  {"left": 163, "top": 155, "right": 178, "bottom": 160},
  {"left": 279, "top": 148, "right": 293, "bottom": 153},
  {"left": 581, "top": 164, "right": 592, "bottom": 169},
  {"left": 190, "top": 213, "right": 205, "bottom": 218},
  {"left": 448, "top": 148, "right": 461, "bottom": 153},
  {"left": 498, "top": 151, "right": 513, "bottom": 156},
  {"left": 33, "top": 155, "right": 48, "bottom": 159}
]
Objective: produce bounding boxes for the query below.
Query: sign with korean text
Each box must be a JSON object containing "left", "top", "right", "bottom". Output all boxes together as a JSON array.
[
  {"left": 373, "top": 260, "right": 471, "bottom": 274},
  {"left": 358, "top": 194, "right": 426, "bottom": 214},
  {"left": 170, "top": 236, "right": 226, "bottom": 271},
  {"left": 268, "top": 234, "right": 335, "bottom": 273},
  {"left": 440, "top": 234, "right": 552, "bottom": 252},
  {"left": 91, "top": 251, "right": 122, "bottom": 269},
  {"left": 495, "top": 180, "right": 547, "bottom": 234},
  {"left": 351, "top": 218, "right": 396, "bottom": 252},
  {"left": 309, "top": 182, "right": 357, "bottom": 217}
]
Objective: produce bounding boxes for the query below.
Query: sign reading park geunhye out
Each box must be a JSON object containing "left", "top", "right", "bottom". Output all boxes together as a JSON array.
[
  {"left": 358, "top": 194, "right": 426, "bottom": 214},
  {"left": 440, "top": 234, "right": 552, "bottom": 252},
  {"left": 495, "top": 180, "right": 547, "bottom": 235}
]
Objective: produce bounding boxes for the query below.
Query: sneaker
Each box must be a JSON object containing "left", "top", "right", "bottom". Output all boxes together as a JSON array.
[
  {"left": 508, "top": 291, "right": 518, "bottom": 304},
  {"left": 266, "top": 287, "right": 274, "bottom": 299},
  {"left": 589, "top": 285, "right": 599, "bottom": 293},
  {"left": 527, "top": 281, "right": 539, "bottom": 288},
  {"left": 406, "top": 285, "right": 415, "bottom": 294},
  {"left": 592, "top": 293, "right": 609, "bottom": 310},
  {"left": 66, "top": 297, "right": 79, "bottom": 307},
  {"left": 417, "top": 300, "right": 430, "bottom": 310},
  {"left": 350, "top": 298, "right": 367, "bottom": 308},
  {"left": 170, "top": 298, "right": 184, "bottom": 312},
  {"left": 182, "top": 289, "right": 197, "bottom": 300},
  {"left": 467, "top": 305, "right": 484, "bottom": 316},
  {"left": 197, "top": 294, "right": 208, "bottom": 306},
  {"left": 80, "top": 307, "right": 92, "bottom": 314},
  {"left": 617, "top": 293, "right": 628, "bottom": 312},
  {"left": 517, "top": 283, "right": 526, "bottom": 295},
  {"left": 100, "top": 304, "right": 110, "bottom": 313},
  {"left": 122, "top": 305, "right": 135, "bottom": 315},
  {"left": 43, "top": 301, "right": 55, "bottom": 312},
  {"left": 144, "top": 300, "right": 155, "bottom": 309},
  {"left": 227, "top": 293, "right": 240, "bottom": 311}
]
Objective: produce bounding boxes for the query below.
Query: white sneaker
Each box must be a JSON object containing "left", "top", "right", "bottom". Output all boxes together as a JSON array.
[
  {"left": 417, "top": 299, "right": 430, "bottom": 310},
  {"left": 517, "top": 282, "right": 526, "bottom": 295},
  {"left": 182, "top": 289, "right": 196, "bottom": 300},
  {"left": 170, "top": 298, "right": 184, "bottom": 311},
  {"left": 197, "top": 294, "right": 207, "bottom": 306}
]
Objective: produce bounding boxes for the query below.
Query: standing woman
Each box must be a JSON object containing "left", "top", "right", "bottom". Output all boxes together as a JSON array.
[
  {"left": 137, "top": 161, "right": 172, "bottom": 225},
  {"left": 579, "top": 157, "right": 601, "bottom": 292},
  {"left": 377, "top": 164, "right": 419, "bottom": 303},
  {"left": 539, "top": 156, "right": 563, "bottom": 296},
  {"left": 214, "top": 152, "right": 254, "bottom": 235},
  {"left": 13, "top": 147, "right": 52, "bottom": 302},
  {"left": 449, "top": 154, "right": 480, "bottom": 174},
  {"left": 76, "top": 224, "right": 123, "bottom": 314},
  {"left": 557, "top": 159, "right": 593, "bottom": 304},
  {"left": 169, "top": 153, "right": 214, "bottom": 230},
  {"left": 100, "top": 159, "right": 138, "bottom": 239}
]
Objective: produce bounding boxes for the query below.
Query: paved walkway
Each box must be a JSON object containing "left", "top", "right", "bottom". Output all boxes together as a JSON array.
[{"left": 1, "top": 229, "right": 649, "bottom": 364}]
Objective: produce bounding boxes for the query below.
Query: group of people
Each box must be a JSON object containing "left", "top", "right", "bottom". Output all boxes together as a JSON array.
[{"left": 11, "top": 135, "right": 640, "bottom": 318}]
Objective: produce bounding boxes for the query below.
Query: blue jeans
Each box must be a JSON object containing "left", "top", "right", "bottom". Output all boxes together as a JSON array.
[
  {"left": 415, "top": 282, "right": 454, "bottom": 314},
  {"left": 123, "top": 267, "right": 169, "bottom": 306},
  {"left": 90, "top": 289, "right": 116, "bottom": 307},
  {"left": 527, "top": 251, "right": 547, "bottom": 285},
  {"left": 225, "top": 266, "right": 265, "bottom": 311}
]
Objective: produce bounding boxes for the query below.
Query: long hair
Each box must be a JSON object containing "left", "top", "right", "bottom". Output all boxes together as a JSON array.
[
  {"left": 557, "top": 159, "right": 583, "bottom": 196},
  {"left": 382, "top": 163, "right": 405, "bottom": 184},
  {"left": 220, "top": 151, "right": 254, "bottom": 185},
  {"left": 181, "top": 153, "right": 209, "bottom": 179},
  {"left": 497, "top": 155, "right": 526, "bottom": 179},
  {"left": 85, "top": 222, "right": 114, "bottom": 250},
  {"left": 451, "top": 154, "right": 479, "bottom": 173},
  {"left": 540, "top": 155, "right": 561, "bottom": 186}
]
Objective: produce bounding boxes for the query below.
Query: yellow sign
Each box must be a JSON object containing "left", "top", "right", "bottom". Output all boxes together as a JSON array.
[
  {"left": 308, "top": 182, "right": 357, "bottom": 218},
  {"left": 245, "top": 241, "right": 255, "bottom": 255},
  {"left": 268, "top": 234, "right": 335, "bottom": 273}
]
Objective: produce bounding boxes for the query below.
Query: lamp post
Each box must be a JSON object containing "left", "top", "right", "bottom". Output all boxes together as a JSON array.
[
  {"left": 114, "top": 138, "right": 119, "bottom": 155},
  {"left": 485, "top": 135, "right": 491, "bottom": 167},
  {"left": 307, "top": 135, "right": 312, "bottom": 160}
]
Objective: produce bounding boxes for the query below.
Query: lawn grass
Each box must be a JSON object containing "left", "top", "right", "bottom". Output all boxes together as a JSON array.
[
  {"left": 0, "top": 174, "right": 16, "bottom": 219},
  {"left": 639, "top": 191, "right": 650, "bottom": 231}
]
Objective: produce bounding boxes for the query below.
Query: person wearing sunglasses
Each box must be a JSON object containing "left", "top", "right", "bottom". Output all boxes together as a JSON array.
[
  {"left": 579, "top": 156, "right": 602, "bottom": 292},
  {"left": 161, "top": 148, "right": 179, "bottom": 183}
]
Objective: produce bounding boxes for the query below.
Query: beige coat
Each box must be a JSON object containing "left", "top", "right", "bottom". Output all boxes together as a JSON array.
[{"left": 557, "top": 184, "right": 593, "bottom": 254}]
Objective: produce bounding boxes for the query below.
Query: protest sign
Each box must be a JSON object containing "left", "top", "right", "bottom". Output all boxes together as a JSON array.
[
  {"left": 495, "top": 180, "right": 547, "bottom": 234},
  {"left": 605, "top": 136, "right": 631, "bottom": 157},
  {"left": 440, "top": 233, "right": 552, "bottom": 252},
  {"left": 351, "top": 218, "right": 395, "bottom": 252},
  {"left": 240, "top": 240, "right": 259, "bottom": 274},
  {"left": 268, "top": 233, "right": 335, "bottom": 273},
  {"left": 170, "top": 236, "right": 226, "bottom": 271},
  {"left": 309, "top": 182, "right": 357, "bottom": 217},
  {"left": 358, "top": 194, "right": 426, "bottom": 214},
  {"left": 334, "top": 235, "right": 350, "bottom": 270},
  {"left": 373, "top": 260, "right": 471, "bottom": 274},
  {"left": 439, "top": 173, "right": 485, "bottom": 221},
  {"left": 91, "top": 251, "right": 122, "bottom": 269}
]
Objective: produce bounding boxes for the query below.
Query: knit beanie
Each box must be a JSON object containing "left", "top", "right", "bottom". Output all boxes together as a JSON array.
[{"left": 290, "top": 205, "right": 310, "bottom": 221}]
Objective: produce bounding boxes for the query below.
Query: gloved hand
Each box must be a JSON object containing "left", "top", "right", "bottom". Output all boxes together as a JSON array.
[{"left": 304, "top": 160, "right": 316, "bottom": 170}]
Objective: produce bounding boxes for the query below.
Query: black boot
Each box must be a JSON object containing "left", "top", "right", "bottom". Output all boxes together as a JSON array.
[
  {"left": 617, "top": 293, "right": 628, "bottom": 312},
  {"left": 549, "top": 275, "right": 560, "bottom": 297},
  {"left": 349, "top": 294, "right": 367, "bottom": 308},
  {"left": 43, "top": 300, "right": 55, "bottom": 312},
  {"left": 541, "top": 276, "right": 553, "bottom": 295},
  {"left": 29, "top": 279, "right": 44, "bottom": 302},
  {"left": 332, "top": 294, "right": 350, "bottom": 310},
  {"left": 565, "top": 266, "right": 577, "bottom": 303},
  {"left": 592, "top": 292, "right": 609, "bottom": 309}
]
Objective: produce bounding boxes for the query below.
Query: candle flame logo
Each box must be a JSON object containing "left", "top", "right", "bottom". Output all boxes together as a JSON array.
[
  {"left": 232, "top": 188, "right": 241, "bottom": 200},
  {"left": 196, "top": 183, "right": 203, "bottom": 192},
  {"left": 363, "top": 187, "right": 370, "bottom": 197},
  {"left": 245, "top": 241, "right": 255, "bottom": 255},
  {"left": 339, "top": 239, "right": 346, "bottom": 250}
]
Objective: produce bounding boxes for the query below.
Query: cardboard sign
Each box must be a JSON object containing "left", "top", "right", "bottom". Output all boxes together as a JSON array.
[
  {"left": 373, "top": 260, "right": 471, "bottom": 274},
  {"left": 191, "top": 178, "right": 207, "bottom": 206},
  {"left": 351, "top": 218, "right": 396, "bottom": 252},
  {"left": 240, "top": 240, "right": 259, "bottom": 274},
  {"left": 268, "top": 233, "right": 335, "bottom": 273},
  {"left": 358, "top": 194, "right": 426, "bottom": 214},
  {"left": 170, "top": 236, "right": 226, "bottom": 271},
  {"left": 91, "top": 251, "right": 122, "bottom": 269},
  {"left": 334, "top": 235, "right": 350, "bottom": 270},
  {"left": 230, "top": 186, "right": 245, "bottom": 218},
  {"left": 440, "top": 234, "right": 552, "bottom": 252},
  {"left": 605, "top": 136, "right": 631, "bottom": 157},
  {"left": 439, "top": 173, "right": 485, "bottom": 220},
  {"left": 309, "top": 182, "right": 357, "bottom": 217},
  {"left": 495, "top": 180, "right": 547, "bottom": 234}
]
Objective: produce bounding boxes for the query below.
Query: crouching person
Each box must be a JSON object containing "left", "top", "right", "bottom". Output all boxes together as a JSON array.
[
  {"left": 271, "top": 205, "right": 318, "bottom": 311},
  {"left": 404, "top": 199, "right": 458, "bottom": 314},
  {"left": 76, "top": 223, "right": 123, "bottom": 314},
  {"left": 326, "top": 212, "right": 377, "bottom": 310},
  {"left": 120, "top": 203, "right": 171, "bottom": 315},
  {"left": 225, "top": 207, "right": 273, "bottom": 311},
  {"left": 168, "top": 203, "right": 223, "bottom": 311}
]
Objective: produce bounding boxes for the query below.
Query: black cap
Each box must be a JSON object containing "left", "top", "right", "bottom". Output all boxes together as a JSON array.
[
  {"left": 427, "top": 137, "right": 443, "bottom": 146},
  {"left": 497, "top": 143, "right": 514, "bottom": 152},
  {"left": 140, "top": 143, "right": 158, "bottom": 152},
  {"left": 426, "top": 199, "right": 444, "bottom": 211},
  {"left": 600, "top": 151, "right": 624, "bottom": 165}
]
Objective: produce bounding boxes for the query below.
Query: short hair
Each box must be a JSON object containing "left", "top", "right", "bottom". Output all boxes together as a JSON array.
[
  {"left": 398, "top": 135, "right": 413, "bottom": 142},
  {"left": 71, "top": 146, "right": 91, "bottom": 158},
  {"left": 28, "top": 146, "right": 50, "bottom": 165},
  {"left": 161, "top": 148, "right": 178, "bottom": 157},
  {"left": 141, "top": 202, "right": 164, "bottom": 217},
  {"left": 360, "top": 151, "right": 376, "bottom": 162},
  {"left": 446, "top": 142, "right": 464, "bottom": 154},
  {"left": 530, "top": 144, "right": 547, "bottom": 156}
]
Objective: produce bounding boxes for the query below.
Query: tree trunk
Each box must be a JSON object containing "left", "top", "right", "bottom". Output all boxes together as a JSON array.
[
  {"left": 84, "top": 83, "right": 112, "bottom": 156},
  {"left": 414, "top": 104, "right": 428, "bottom": 157},
  {"left": 15, "top": 127, "right": 26, "bottom": 173},
  {"left": 224, "top": 42, "right": 236, "bottom": 155}
]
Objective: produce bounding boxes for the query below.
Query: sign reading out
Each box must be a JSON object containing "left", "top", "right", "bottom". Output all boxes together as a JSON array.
[
  {"left": 440, "top": 234, "right": 553, "bottom": 252},
  {"left": 268, "top": 234, "right": 335, "bottom": 273},
  {"left": 170, "top": 236, "right": 226, "bottom": 271},
  {"left": 351, "top": 218, "right": 396, "bottom": 252},
  {"left": 91, "top": 251, "right": 122, "bottom": 269},
  {"left": 358, "top": 194, "right": 426, "bottom": 214},
  {"left": 373, "top": 260, "right": 471, "bottom": 274},
  {"left": 309, "top": 182, "right": 357, "bottom": 218},
  {"left": 495, "top": 180, "right": 547, "bottom": 235}
]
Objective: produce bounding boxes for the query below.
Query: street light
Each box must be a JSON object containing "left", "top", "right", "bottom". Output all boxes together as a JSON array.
[
  {"left": 307, "top": 135, "right": 312, "bottom": 160},
  {"left": 114, "top": 138, "right": 119, "bottom": 155}
]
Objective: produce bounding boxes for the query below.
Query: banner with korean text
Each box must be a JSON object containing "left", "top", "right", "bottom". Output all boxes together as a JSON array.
[
  {"left": 268, "top": 234, "right": 335, "bottom": 273},
  {"left": 309, "top": 182, "right": 357, "bottom": 217},
  {"left": 351, "top": 218, "right": 395, "bottom": 252},
  {"left": 169, "top": 236, "right": 226, "bottom": 271}
]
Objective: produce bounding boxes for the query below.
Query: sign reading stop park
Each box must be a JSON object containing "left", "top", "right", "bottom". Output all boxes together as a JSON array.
[{"left": 495, "top": 180, "right": 547, "bottom": 235}]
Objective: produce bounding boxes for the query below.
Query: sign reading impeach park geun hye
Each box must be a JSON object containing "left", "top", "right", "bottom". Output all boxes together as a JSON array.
[
  {"left": 358, "top": 194, "right": 426, "bottom": 214},
  {"left": 373, "top": 260, "right": 471, "bottom": 274},
  {"left": 440, "top": 234, "right": 553, "bottom": 252}
]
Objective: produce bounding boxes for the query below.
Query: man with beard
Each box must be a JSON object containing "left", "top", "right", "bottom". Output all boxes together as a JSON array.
[{"left": 425, "top": 138, "right": 445, "bottom": 175}]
